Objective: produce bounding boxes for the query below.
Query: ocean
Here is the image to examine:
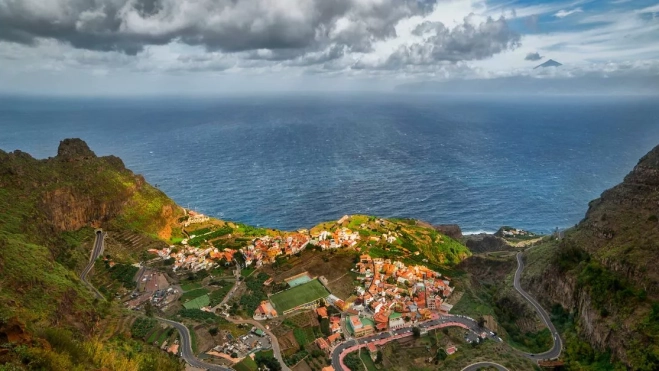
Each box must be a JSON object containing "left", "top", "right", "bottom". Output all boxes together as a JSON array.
[{"left": 1, "top": 93, "right": 658, "bottom": 234}]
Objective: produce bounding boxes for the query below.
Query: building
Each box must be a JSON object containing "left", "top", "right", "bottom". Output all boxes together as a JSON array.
[
  {"left": 327, "top": 333, "right": 342, "bottom": 345},
  {"left": 388, "top": 312, "right": 405, "bottom": 330},
  {"left": 315, "top": 338, "right": 330, "bottom": 354},
  {"left": 439, "top": 302, "right": 453, "bottom": 314},
  {"left": 445, "top": 345, "right": 457, "bottom": 355},
  {"left": 254, "top": 301, "right": 277, "bottom": 319},
  {"left": 367, "top": 343, "right": 378, "bottom": 361},
  {"left": 348, "top": 316, "right": 374, "bottom": 338},
  {"left": 316, "top": 306, "right": 328, "bottom": 319}
]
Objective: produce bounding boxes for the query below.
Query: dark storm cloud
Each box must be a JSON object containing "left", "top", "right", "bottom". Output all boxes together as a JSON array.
[
  {"left": 382, "top": 16, "right": 520, "bottom": 68},
  {"left": 0, "top": 0, "right": 432, "bottom": 56},
  {"left": 525, "top": 52, "right": 542, "bottom": 61}
]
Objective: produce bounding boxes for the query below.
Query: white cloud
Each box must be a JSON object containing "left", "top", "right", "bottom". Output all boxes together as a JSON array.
[
  {"left": 0, "top": 0, "right": 658, "bottom": 94},
  {"left": 637, "top": 4, "right": 659, "bottom": 14},
  {"left": 555, "top": 7, "right": 584, "bottom": 18}
]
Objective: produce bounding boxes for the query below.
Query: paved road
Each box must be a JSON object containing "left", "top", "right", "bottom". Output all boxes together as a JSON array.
[
  {"left": 514, "top": 251, "right": 562, "bottom": 361},
  {"left": 461, "top": 361, "right": 509, "bottom": 370},
  {"left": 209, "top": 261, "right": 290, "bottom": 371},
  {"left": 225, "top": 318, "right": 291, "bottom": 371},
  {"left": 157, "top": 317, "right": 232, "bottom": 371},
  {"left": 330, "top": 315, "right": 500, "bottom": 371},
  {"left": 80, "top": 230, "right": 106, "bottom": 300}
]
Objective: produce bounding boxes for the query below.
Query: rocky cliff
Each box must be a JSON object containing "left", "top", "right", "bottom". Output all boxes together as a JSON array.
[
  {"left": 0, "top": 138, "right": 181, "bottom": 241},
  {"left": 522, "top": 144, "right": 659, "bottom": 369},
  {"left": 464, "top": 234, "right": 511, "bottom": 253}
]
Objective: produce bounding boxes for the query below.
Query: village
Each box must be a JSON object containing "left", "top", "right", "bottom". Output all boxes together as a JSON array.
[
  {"left": 147, "top": 213, "right": 366, "bottom": 272},
  {"left": 126, "top": 213, "right": 493, "bottom": 371}
]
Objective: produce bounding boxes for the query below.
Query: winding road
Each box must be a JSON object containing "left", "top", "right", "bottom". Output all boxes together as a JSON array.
[
  {"left": 80, "top": 229, "right": 106, "bottom": 300},
  {"left": 513, "top": 251, "right": 562, "bottom": 361},
  {"left": 156, "top": 317, "right": 232, "bottom": 371},
  {"left": 461, "top": 361, "right": 509, "bottom": 370}
]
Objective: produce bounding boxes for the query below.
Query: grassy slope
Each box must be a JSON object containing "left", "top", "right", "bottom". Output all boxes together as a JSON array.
[
  {"left": 0, "top": 141, "right": 183, "bottom": 370},
  {"left": 310, "top": 215, "right": 471, "bottom": 267}
]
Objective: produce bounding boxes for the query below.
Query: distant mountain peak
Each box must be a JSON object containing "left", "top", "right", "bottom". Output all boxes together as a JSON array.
[{"left": 534, "top": 59, "right": 562, "bottom": 69}]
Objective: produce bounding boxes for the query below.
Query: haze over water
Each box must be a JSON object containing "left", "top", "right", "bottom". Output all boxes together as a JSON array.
[{"left": 2, "top": 94, "right": 658, "bottom": 234}]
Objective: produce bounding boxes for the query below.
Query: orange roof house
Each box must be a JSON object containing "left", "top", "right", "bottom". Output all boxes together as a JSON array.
[
  {"left": 315, "top": 337, "right": 330, "bottom": 351},
  {"left": 327, "top": 333, "right": 341, "bottom": 344},
  {"left": 316, "top": 306, "right": 328, "bottom": 318}
]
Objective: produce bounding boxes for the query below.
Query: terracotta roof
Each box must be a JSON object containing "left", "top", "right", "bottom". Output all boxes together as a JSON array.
[
  {"left": 316, "top": 307, "right": 328, "bottom": 318},
  {"left": 328, "top": 333, "right": 341, "bottom": 343},
  {"left": 315, "top": 338, "right": 329, "bottom": 350}
]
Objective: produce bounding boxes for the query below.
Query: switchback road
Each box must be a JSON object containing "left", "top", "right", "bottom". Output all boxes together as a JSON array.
[
  {"left": 80, "top": 229, "right": 106, "bottom": 300},
  {"left": 156, "top": 317, "right": 231, "bottom": 371},
  {"left": 513, "top": 251, "right": 562, "bottom": 361}
]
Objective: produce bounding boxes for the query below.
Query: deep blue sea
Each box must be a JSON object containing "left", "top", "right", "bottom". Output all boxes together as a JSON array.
[{"left": 1, "top": 94, "right": 658, "bottom": 234}]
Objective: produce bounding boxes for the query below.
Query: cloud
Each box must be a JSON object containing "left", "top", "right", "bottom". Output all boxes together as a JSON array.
[
  {"left": 555, "top": 7, "right": 584, "bottom": 18},
  {"left": 525, "top": 52, "right": 543, "bottom": 61},
  {"left": 0, "top": 0, "right": 431, "bottom": 56},
  {"left": 524, "top": 14, "right": 540, "bottom": 31},
  {"left": 377, "top": 15, "right": 520, "bottom": 68}
]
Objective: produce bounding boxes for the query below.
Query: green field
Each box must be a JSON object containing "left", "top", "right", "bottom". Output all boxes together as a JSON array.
[
  {"left": 233, "top": 356, "right": 258, "bottom": 371},
  {"left": 180, "top": 288, "right": 209, "bottom": 302},
  {"left": 183, "top": 294, "right": 210, "bottom": 309},
  {"left": 269, "top": 279, "right": 329, "bottom": 314},
  {"left": 181, "top": 282, "right": 203, "bottom": 291}
]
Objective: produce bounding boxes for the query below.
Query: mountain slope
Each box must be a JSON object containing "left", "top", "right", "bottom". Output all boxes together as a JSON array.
[
  {"left": 0, "top": 139, "right": 183, "bottom": 370},
  {"left": 534, "top": 59, "right": 562, "bottom": 69},
  {"left": 522, "top": 144, "right": 659, "bottom": 370}
]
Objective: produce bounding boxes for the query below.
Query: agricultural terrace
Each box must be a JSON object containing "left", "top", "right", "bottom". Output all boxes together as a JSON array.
[
  {"left": 183, "top": 294, "right": 210, "bottom": 309},
  {"left": 269, "top": 279, "right": 329, "bottom": 314}
]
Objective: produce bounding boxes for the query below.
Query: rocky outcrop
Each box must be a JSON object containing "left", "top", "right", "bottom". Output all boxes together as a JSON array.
[
  {"left": 434, "top": 224, "right": 462, "bottom": 239},
  {"left": 464, "top": 234, "right": 511, "bottom": 253},
  {"left": 57, "top": 138, "right": 97, "bottom": 161},
  {"left": 1, "top": 138, "right": 181, "bottom": 239}
]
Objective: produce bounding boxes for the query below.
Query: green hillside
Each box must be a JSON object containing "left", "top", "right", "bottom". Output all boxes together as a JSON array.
[{"left": 0, "top": 139, "right": 183, "bottom": 370}]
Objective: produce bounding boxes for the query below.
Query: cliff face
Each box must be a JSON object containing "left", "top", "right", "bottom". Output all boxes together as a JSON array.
[
  {"left": 0, "top": 139, "right": 181, "bottom": 241},
  {"left": 523, "top": 144, "right": 659, "bottom": 369}
]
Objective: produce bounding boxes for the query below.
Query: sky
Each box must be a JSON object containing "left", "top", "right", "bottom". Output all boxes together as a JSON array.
[{"left": 0, "top": 0, "right": 658, "bottom": 95}]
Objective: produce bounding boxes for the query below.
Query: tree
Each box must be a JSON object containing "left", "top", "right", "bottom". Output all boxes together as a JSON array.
[
  {"left": 208, "top": 327, "right": 219, "bottom": 336},
  {"left": 375, "top": 350, "right": 383, "bottom": 364},
  {"left": 255, "top": 353, "right": 282, "bottom": 371},
  {"left": 343, "top": 352, "right": 363, "bottom": 371},
  {"left": 412, "top": 327, "right": 421, "bottom": 338},
  {"left": 477, "top": 316, "right": 486, "bottom": 328},
  {"left": 144, "top": 301, "right": 153, "bottom": 317},
  {"left": 435, "top": 349, "right": 447, "bottom": 362}
]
